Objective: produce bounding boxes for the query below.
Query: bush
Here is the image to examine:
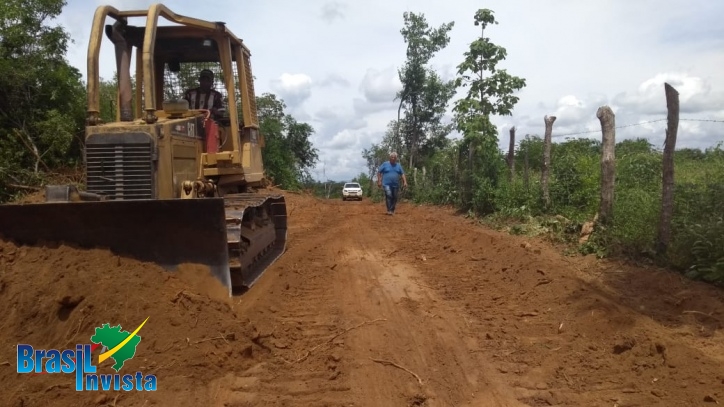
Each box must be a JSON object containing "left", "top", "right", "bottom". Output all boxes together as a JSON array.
[{"left": 402, "top": 138, "right": 724, "bottom": 285}]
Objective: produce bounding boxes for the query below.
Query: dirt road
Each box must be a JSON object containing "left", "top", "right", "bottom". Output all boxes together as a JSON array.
[{"left": 2, "top": 191, "right": 724, "bottom": 406}]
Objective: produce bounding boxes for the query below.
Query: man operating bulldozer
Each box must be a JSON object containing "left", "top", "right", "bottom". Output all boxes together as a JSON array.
[{"left": 184, "top": 69, "right": 224, "bottom": 117}]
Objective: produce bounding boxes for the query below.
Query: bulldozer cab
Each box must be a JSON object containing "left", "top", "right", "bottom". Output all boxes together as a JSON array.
[{"left": 86, "top": 4, "right": 266, "bottom": 198}]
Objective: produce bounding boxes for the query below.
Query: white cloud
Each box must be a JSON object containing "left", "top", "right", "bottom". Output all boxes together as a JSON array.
[
  {"left": 318, "top": 73, "right": 350, "bottom": 88},
  {"left": 270, "top": 73, "right": 313, "bottom": 109},
  {"left": 613, "top": 73, "right": 724, "bottom": 116},
  {"left": 313, "top": 129, "right": 383, "bottom": 182},
  {"left": 353, "top": 98, "right": 399, "bottom": 116},
  {"left": 320, "top": 2, "right": 347, "bottom": 23},
  {"left": 57, "top": 0, "right": 724, "bottom": 181},
  {"left": 313, "top": 108, "right": 367, "bottom": 139},
  {"left": 358, "top": 66, "right": 402, "bottom": 104},
  {"left": 320, "top": 129, "right": 360, "bottom": 150}
]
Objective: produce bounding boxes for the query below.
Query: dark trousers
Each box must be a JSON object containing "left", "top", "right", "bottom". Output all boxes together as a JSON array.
[{"left": 382, "top": 185, "right": 399, "bottom": 213}]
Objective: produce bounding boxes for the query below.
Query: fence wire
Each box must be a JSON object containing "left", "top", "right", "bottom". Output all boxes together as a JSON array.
[{"left": 550, "top": 118, "right": 724, "bottom": 138}]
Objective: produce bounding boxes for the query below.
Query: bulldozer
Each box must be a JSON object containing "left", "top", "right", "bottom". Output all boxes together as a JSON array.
[{"left": 0, "top": 4, "right": 288, "bottom": 295}]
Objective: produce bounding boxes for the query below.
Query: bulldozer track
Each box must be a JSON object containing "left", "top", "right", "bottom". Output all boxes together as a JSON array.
[{"left": 222, "top": 192, "right": 287, "bottom": 292}]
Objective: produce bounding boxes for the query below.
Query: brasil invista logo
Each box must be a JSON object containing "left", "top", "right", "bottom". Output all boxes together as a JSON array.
[{"left": 16, "top": 317, "right": 157, "bottom": 391}]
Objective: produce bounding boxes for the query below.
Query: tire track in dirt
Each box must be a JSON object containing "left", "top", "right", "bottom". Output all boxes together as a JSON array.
[
  {"left": 226, "top": 199, "right": 528, "bottom": 406},
  {"left": 331, "top": 205, "right": 526, "bottom": 406},
  {"left": 208, "top": 196, "right": 355, "bottom": 406},
  {"left": 231, "top": 194, "right": 724, "bottom": 406}
]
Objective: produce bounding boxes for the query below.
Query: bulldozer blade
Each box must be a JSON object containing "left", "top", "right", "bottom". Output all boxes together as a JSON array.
[{"left": 0, "top": 198, "right": 233, "bottom": 295}]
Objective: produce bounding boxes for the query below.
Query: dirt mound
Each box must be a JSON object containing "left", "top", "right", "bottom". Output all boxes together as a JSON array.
[
  {"left": 0, "top": 240, "right": 272, "bottom": 406},
  {"left": 390, "top": 203, "right": 724, "bottom": 406}
]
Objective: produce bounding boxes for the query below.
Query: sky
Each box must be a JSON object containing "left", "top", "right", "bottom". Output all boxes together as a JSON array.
[{"left": 56, "top": 0, "right": 724, "bottom": 181}]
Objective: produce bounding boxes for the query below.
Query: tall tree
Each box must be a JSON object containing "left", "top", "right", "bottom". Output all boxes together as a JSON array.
[
  {"left": 454, "top": 9, "right": 526, "bottom": 135},
  {"left": 396, "top": 12, "right": 455, "bottom": 169},
  {"left": 453, "top": 8, "right": 526, "bottom": 211}
]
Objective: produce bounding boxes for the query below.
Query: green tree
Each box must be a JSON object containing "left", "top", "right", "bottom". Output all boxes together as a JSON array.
[
  {"left": 396, "top": 12, "right": 456, "bottom": 169},
  {"left": 353, "top": 172, "right": 371, "bottom": 187},
  {"left": 453, "top": 8, "right": 526, "bottom": 213},
  {"left": 256, "top": 93, "right": 319, "bottom": 189},
  {"left": 0, "top": 0, "right": 85, "bottom": 201}
]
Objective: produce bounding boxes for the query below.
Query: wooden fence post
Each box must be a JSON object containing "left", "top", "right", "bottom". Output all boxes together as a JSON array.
[
  {"left": 541, "top": 115, "right": 556, "bottom": 209},
  {"left": 507, "top": 126, "right": 516, "bottom": 182},
  {"left": 656, "top": 83, "right": 680, "bottom": 255},
  {"left": 524, "top": 143, "right": 530, "bottom": 190},
  {"left": 597, "top": 106, "right": 616, "bottom": 226}
]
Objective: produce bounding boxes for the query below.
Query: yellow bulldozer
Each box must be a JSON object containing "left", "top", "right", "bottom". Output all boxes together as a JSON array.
[{"left": 0, "top": 4, "right": 287, "bottom": 295}]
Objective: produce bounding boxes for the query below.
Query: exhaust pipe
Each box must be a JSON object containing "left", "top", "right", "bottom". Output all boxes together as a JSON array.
[{"left": 105, "top": 21, "right": 133, "bottom": 122}]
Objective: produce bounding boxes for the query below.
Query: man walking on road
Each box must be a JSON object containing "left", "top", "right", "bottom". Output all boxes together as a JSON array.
[{"left": 377, "top": 152, "right": 408, "bottom": 215}]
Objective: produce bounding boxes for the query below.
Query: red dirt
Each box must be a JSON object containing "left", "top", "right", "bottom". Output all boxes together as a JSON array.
[{"left": 1, "top": 192, "right": 724, "bottom": 406}]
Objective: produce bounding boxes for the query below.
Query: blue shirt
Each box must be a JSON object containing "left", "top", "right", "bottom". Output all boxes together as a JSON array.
[{"left": 378, "top": 161, "right": 405, "bottom": 187}]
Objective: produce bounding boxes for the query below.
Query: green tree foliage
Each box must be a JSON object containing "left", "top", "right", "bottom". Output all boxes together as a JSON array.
[
  {"left": 453, "top": 8, "right": 526, "bottom": 214},
  {"left": 256, "top": 93, "right": 319, "bottom": 189},
  {"left": 454, "top": 10, "right": 527, "bottom": 127},
  {"left": 395, "top": 12, "right": 456, "bottom": 169},
  {"left": 0, "top": 0, "right": 85, "bottom": 200}
]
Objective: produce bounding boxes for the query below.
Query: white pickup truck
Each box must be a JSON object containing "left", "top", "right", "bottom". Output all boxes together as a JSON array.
[{"left": 341, "top": 182, "right": 364, "bottom": 201}]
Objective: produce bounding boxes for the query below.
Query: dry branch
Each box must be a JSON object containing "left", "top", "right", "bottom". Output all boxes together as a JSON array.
[
  {"left": 155, "top": 341, "right": 176, "bottom": 353},
  {"left": 172, "top": 290, "right": 202, "bottom": 302},
  {"left": 7, "top": 183, "right": 41, "bottom": 191},
  {"left": 683, "top": 310, "right": 717, "bottom": 319},
  {"left": 44, "top": 384, "right": 69, "bottom": 393},
  {"left": 194, "top": 332, "right": 234, "bottom": 344},
  {"left": 13, "top": 128, "right": 50, "bottom": 173},
  {"left": 285, "top": 318, "right": 387, "bottom": 364},
  {"left": 385, "top": 249, "right": 400, "bottom": 257},
  {"left": 370, "top": 357, "right": 423, "bottom": 385}
]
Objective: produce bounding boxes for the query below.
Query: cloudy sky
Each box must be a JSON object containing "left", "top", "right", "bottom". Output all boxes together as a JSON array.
[{"left": 57, "top": 0, "right": 724, "bottom": 181}]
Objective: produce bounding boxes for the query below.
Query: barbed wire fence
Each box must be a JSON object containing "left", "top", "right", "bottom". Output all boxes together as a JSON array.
[
  {"left": 542, "top": 118, "right": 724, "bottom": 139},
  {"left": 395, "top": 115, "right": 724, "bottom": 193},
  {"left": 412, "top": 83, "right": 724, "bottom": 278},
  {"left": 508, "top": 115, "right": 724, "bottom": 186},
  {"left": 499, "top": 116, "right": 724, "bottom": 191}
]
